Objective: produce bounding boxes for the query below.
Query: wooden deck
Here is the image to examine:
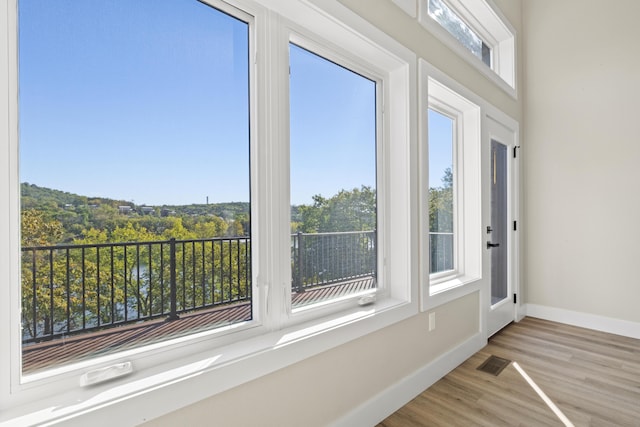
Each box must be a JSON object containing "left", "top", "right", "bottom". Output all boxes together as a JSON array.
[
  {"left": 378, "top": 317, "right": 640, "bottom": 427},
  {"left": 22, "top": 276, "right": 375, "bottom": 374}
]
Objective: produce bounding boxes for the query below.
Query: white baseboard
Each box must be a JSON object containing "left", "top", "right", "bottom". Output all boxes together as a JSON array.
[
  {"left": 525, "top": 304, "right": 640, "bottom": 340},
  {"left": 331, "top": 332, "right": 485, "bottom": 427}
]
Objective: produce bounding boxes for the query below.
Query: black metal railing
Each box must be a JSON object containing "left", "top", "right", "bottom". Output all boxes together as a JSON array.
[
  {"left": 21, "top": 237, "right": 251, "bottom": 343},
  {"left": 291, "top": 230, "right": 377, "bottom": 292},
  {"left": 429, "top": 232, "right": 454, "bottom": 274},
  {"left": 22, "top": 231, "right": 378, "bottom": 344}
]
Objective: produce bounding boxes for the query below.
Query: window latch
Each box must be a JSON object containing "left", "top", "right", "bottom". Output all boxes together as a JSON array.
[{"left": 80, "top": 361, "right": 133, "bottom": 387}]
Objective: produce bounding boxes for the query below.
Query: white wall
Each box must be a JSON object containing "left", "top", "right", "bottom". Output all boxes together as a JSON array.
[
  {"left": 145, "top": 0, "right": 523, "bottom": 425},
  {"left": 145, "top": 293, "right": 479, "bottom": 427},
  {"left": 523, "top": 0, "right": 640, "bottom": 324}
]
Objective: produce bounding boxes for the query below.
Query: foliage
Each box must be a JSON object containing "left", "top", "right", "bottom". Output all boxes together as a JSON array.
[
  {"left": 296, "top": 186, "right": 376, "bottom": 233},
  {"left": 292, "top": 186, "right": 377, "bottom": 291},
  {"left": 428, "top": 167, "right": 454, "bottom": 273},
  {"left": 21, "top": 209, "right": 64, "bottom": 246},
  {"left": 20, "top": 184, "right": 253, "bottom": 341},
  {"left": 20, "top": 183, "right": 378, "bottom": 341},
  {"left": 429, "top": 167, "right": 453, "bottom": 233},
  {"left": 20, "top": 183, "right": 250, "bottom": 244}
]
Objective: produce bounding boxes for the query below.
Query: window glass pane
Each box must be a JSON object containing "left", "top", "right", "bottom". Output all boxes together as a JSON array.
[
  {"left": 428, "top": 109, "right": 454, "bottom": 274},
  {"left": 428, "top": 0, "right": 491, "bottom": 66},
  {"left": 19, "top": 0, "right": 250, "bottom": 374},
  {"left": 289, "top": 44, "right": 377, "bottom": 308}
]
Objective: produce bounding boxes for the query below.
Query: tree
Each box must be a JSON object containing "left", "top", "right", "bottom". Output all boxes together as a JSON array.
[
  {"left": 20, "top": 184, "right": 255, "bottom": 341},
  {"left": 21, "top": 209, "right": 64, "bottom": 247},
  {"left": 21, "top": 210, "right": 67, "bottom": 338},
  {"left": 428, "top": 167, "right": 454, "bottom": 272},
  {"left": 296, "top": 186, "right": 376, "bottom": 233},
  {"left": 429, "top": 167, "right": 453, "bottom": 233},
  {"left": 192, "top": 216, "right": 228, "bottom": 238},
  {"left": 292, "top": 187, "right": 377, "bottom": 289}
]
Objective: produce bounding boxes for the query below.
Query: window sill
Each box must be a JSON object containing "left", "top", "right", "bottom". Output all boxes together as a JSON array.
[
  {"left": 422, "top": 275, "right": 481, "bottom": 311},
  {"left": 1, "top": 296, "right": 415, "bottom": 426}
]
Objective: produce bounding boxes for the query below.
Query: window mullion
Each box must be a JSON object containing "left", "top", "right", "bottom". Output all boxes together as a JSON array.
[{"left": 256, "top": 15, "right": 291, "bottom": 331}]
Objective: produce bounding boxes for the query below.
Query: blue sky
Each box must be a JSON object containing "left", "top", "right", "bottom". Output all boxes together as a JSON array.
[
  {"left": 19, "top": 0, "right": 448, "bottom": 206},
  {"left": 289, "top": 44, "right": 376, "bottom": 205},
  {"left": 428, "top": 109, "right": 453, "bottom": 188},
  {"left": 19, "top": 0, "right": 249, "bottom": 206}
]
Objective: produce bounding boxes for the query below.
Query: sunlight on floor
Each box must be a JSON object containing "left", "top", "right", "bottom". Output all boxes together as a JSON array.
[{"left": 512, "top": 361, "right": 575, "bottom": 427}]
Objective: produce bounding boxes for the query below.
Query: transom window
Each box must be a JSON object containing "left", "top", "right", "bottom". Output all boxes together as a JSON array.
[
  {"left": 419, "top": 0, "right": 516, "bottom": 94},
  {"left": 428, "top": 0, "right": 491, "bottom": 66}
]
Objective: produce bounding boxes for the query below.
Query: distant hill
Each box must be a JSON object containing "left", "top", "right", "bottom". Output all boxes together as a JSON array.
[
  {"left": 21, "top": 183, "right": 130, "bottom": 210},
  {"left": 161, "top": 202, "right": 250, "bottom": 220},
  {"left": 20, "top": 183, "right": 249, "bottom": 220}
]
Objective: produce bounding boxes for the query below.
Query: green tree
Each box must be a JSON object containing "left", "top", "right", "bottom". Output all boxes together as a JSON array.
[
  {"left": 297, "top": 186, "right": 376, "bottom": 233},
  {"left": 20, "top": 184, "right": 254, "bottom": 340},
  {"left": 192, "top": 216, "right": 229, "bottom": 238},
  {"left": 21, "top": 210, "right": 67, "bottom": 338},
  {"left": 429, "top": 167, "right": 453, "bottom": 233},
  {"left": 292, "top": 187, "right": 377, "bottom": 289},
  {"left": 21, "top": 209, "right": 64, "bottom": 247}
]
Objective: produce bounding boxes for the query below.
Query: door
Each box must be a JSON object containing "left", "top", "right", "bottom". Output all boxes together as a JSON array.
[{"left": 485, "top": 117, "right": 518, "bottom": 337}]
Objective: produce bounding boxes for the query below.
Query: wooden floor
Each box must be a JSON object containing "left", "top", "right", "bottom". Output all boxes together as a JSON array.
[{"left": 378, "top": 317, "right": 640, "bottom": 427}]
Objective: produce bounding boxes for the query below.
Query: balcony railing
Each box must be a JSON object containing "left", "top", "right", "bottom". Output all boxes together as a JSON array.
[
  {"left": 291, "top": 230, "right": 377, "bottom": 293},
  {"left": 429, "top": 232, "right": 454, "bottom": 274},
  {"left": 22, "top": 230, "right": 377, "bottom": 344},
  {"left": 21, "top": 237, "right": 252, "bottom": 343}
]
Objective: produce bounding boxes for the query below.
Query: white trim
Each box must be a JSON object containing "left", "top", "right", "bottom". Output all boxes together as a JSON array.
[
  {"left": 276, "top": 0, "right": 416, "bottom": 327},
  {"left": 331, "top": 331, "right": 485, "bottom": 427},
  {"left": 419, "top": 60, "right": 482, "bottom": 312},
  {"left": 0, "top": 0, "right": 16, "bottom": 414},
  {"left": 525, "top": 304, "right": 640, "bottom": 340}
]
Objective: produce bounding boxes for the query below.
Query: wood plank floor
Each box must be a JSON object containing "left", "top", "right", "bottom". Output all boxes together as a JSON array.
[{"left": 378, "top": 317, "right": 640, "bottom": 427}]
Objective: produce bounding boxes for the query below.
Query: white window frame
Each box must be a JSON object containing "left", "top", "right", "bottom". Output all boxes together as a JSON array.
[
  {"left": 282, "top": 32, "right": 386, "bottom": 323},
  {"left": 0, "top": 0, "right": 417, "bottom": 424},
  {"left": 418, "top": 0, "right": 517, "bottom": 97},
  {"left": 419, "top": 60, "right": 482, "bottom": 311},
  {"left": 426, "top": 105, "right": 459, "bottom": 280}
]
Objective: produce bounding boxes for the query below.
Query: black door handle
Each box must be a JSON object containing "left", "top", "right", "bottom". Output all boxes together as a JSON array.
[{"left": 487, "top": 242, "right": 500, "bottom": 249}]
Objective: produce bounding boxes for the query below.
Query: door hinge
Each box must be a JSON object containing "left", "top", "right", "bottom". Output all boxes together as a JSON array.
[
  {"left": 513, "top": 293, "right": 517, "bottom": 304},
  {"left": 513, "top": 220, "right": 517, "bottom": 231},
  {"left": 513, "top": 146, "right": 520, "bottom": 158}
]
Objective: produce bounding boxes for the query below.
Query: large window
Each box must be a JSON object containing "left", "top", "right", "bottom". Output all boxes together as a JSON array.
[
  {"left": 1, "top": 0, "right": 414, "bottom": 421},
  {"left": 289, "top": 43, "right": 377, "bottom": 309},
  {"left": 18, "top": 0, "right": 251, "bottom": 374}
]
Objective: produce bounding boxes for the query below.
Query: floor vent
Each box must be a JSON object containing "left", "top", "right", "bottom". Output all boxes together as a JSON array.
[{"left": 477, "top": 355, "right": 511, "bottom": 376}]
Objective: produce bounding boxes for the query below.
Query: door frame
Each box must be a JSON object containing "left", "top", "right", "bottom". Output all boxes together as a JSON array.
[{"left": 482, "top": 111, "right": 521, "bottom": 338}]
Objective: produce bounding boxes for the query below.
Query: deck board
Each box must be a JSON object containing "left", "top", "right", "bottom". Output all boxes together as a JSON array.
[{"left": 22, "top": 277, "right": 375, "bottom": 373}]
